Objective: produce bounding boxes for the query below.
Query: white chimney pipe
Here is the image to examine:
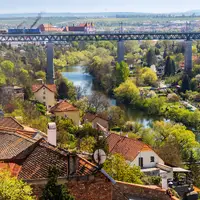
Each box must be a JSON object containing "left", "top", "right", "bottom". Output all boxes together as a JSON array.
[{"left": 47, "top": 122, "right": 57, "bottom": 146}]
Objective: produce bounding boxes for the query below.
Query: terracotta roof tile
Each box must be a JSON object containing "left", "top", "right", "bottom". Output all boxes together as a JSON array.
[
  {"left": 32, "top": 84, "right": 57, "bottom": 93},
  {"left": 83, "top": 113, "right": 108, "bottom": 122},
  {"left": 0, "top": 117, "right": 24, "bottom": 130},
  {"left": 50, "top": 100, "right": 78, "bottom": 113},
  {"left": 0, "top": 131, "right": 101, "bottom": 180},
  {"left": 0, "top": 131, "right": 35, "bottom": 160},
  {"left": 107, "top": 133, "right": 153, "bottom": 161},
  {"left": 0, "top": 163, "right": 22, "bottom": 176},
  {"left": 18, "top": 142, "right": 69, "bottom": 179}
]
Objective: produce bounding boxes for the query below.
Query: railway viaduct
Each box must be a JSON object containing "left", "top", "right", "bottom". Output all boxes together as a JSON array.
[{"left": 0, "top": 32, "right": 200, "bottom": 84}]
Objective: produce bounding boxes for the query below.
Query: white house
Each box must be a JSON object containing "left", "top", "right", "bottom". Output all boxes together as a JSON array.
[
  {"left": 32, "top": 84, "right": 57, "bottom": 110},
  {"left": 106, "top": 133, "right": 190, "bottom": 182},
  {"left": 107, "top": 133, "right": 164, "bottom": 169}
]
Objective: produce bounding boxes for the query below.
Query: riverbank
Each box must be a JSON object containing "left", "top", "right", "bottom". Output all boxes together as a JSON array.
[{"left": 62, "top": 65, "right": 166, "bottom": 128}]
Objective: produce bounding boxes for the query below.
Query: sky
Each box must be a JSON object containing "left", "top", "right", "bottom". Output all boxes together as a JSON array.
[{"left": 0, "top": 0, "right": 200, "bottom": 14}]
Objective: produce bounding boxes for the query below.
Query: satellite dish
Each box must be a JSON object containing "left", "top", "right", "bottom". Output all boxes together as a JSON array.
[{"left": 93, "top": 149, "right": 107, "bottom": 165}]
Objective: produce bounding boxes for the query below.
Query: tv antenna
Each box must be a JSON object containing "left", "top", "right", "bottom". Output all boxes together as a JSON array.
[{"left": 93, "top": 149, "right": 107, "bottom": 165}]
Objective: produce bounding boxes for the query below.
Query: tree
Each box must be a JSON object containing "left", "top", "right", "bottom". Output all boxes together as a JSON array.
[
  {"left": 181, "top": 74, "right": 190, "bottom": 93},
  {"left": 88, "top": 91, "right": 109, "bottom": 113},
  {"left": 152, "top": 121, "right": 199, "bottom": 162},
  {"left": 163, "top": 49, "right": 167, "bottom": 59},
  {"left": 115, "top": 61, "right": 130, "bottom": 86},
  {"left": 0, "top": 60, "right": 14, "bottom": 84},
  {"left": 0, "top": 170, "right": 34, "bottom": 200},
  {"left": 80, "top": 136, "right": 96, "bottom": 153},
  {"left": 103, "top": 154, "right": 144, "bottom": 184},
  {"left": 164, "top": 56, "right": 175, "bottom": 76},
  {"left": 57, "top": 78, "right": 76, "bottom": 100},
  {"left": 140, "top": 67, "right": 158, "bottom": 86},
  {"left": 36, "top": 70, "right": 46, "bottom": 81},
  {"left": 41, "top": 166, "right": 74, "bottom": 200},
  {"left": 146, "top": 48, "right": 156, "bottom": 67},
  {"left": 114, "top": 79, "right": 140, "bottom": 104},
  {"left": 107, "top": 106, "right": 125, "bottom": 128}
]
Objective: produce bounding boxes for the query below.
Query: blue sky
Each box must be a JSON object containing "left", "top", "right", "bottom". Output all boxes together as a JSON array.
[{"left": 1, "top": 0, "right": 200, "bottom": 13}]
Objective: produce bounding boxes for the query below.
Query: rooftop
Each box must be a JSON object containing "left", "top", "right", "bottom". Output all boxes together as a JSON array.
[
  {"left": 32, "top": 84, "right": 57, "bottom": 93},
  {"left": 0, "top": 130, "right": 100, "bottom": 181},
  {"left": 50, "top": 100, "right": 79, "bottom": 113},
  {"left": 107, "top": 133, "right": 154, "bottom": 161}
]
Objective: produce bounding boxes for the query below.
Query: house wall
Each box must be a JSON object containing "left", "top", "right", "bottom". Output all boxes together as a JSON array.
[
  {"left": 92, "top": 117, "right": 109, "bottom": 130},
  {"left": 54, "top": 111, "right": 80, "bottom": 126},
  {"left": 130, "top": 150, "right": 164, "bottom": 168},
  {"left": 33, "top": 87, "right": 55, "bottom": 109}
]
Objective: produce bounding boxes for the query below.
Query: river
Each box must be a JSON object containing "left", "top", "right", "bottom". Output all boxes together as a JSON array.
[{"left": 62, "top": 66, "right": 164, "bottom": 128}]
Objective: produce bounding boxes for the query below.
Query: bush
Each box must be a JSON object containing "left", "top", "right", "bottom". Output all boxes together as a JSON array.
[{"left": 142, "top": 176, "right": 161, "bottom": 185}]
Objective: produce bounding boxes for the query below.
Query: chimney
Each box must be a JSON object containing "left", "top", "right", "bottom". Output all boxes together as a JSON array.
[{"left": 47, "top": 122, "right": 57, "bottom": 146}]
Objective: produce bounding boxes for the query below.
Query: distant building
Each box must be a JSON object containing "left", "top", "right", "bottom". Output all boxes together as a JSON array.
[
  {"left": 0, "top": 85, "right": 24, "bottom": 104},
  {"left": 83, "top": 112, "right": 109, "bottom": 131},
  {"left": 32, "top": 84, "right": 57, "bottom": 109},
  {"left": 38, "top": 24, "right": 63, "bottom": 32},
  {"left": 50, "top": 100, "right": 80, "bottom": 126},
  {"left": 68, "top": 22, "right": 95, "bottom": 32}
]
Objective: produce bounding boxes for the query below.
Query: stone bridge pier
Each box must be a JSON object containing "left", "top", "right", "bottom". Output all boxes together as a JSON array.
[
  {"left": 117, "top": 40, "right": 125, "bottom": 63},
  {"left": 184, "top": 40, "right": 193, "bottom": 73},
  {"left": 46, "top": 42, "right": 55, "bottom": 84}
]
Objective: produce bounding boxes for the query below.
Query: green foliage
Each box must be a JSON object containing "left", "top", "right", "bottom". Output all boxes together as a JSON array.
[
  {"left": 114, "top": 79, "right": 140, "bottom": 103},
  {"left": 0, "top": 170, "right": 34, "bottom": 200},
  {"left": 140, "top": 67, "right": 158, "bottom": 86},
  {"left": 56, "top": 118, "right": 77, "bottom": 149},
  {"left": 41, "top": 166, "right": 74, "bottom": 200},
  {"left": 146, "top": 48, "right": 156, "bottom": 67},
  {"left": 115, "top": 61, "right": 130, "bottom": 86},
  {"left": 35, "top": 70, "right": 46, "bottom": 81},
  {"left": 57, "top": 77, "right": 76, "bottom": 101},
  {"left": 80, "top": 136, "right": 96, "bottom": 153},
  {"left": 142, "top": 176, "right": 161, "bottom": 185},
  {"left": 103, "top": 154, "right": 144, "bottom": 184},
  {"left": 8, "top": 100, "right": 48, "bottom": 132},
  {"left": 36, "top": 103, "right": 47, "bottom": 115},
  {"left": 181, "top": 74, "right": 190, "bottom": 93},
  {"left": 107, "top": 106, "right": 125, "bottom": 128},
  {"left": 164, "top": 56, "right": 176, "bottom": 76},
  {"left": 152, "top": 121, "right": 199, "bottom": 162}
]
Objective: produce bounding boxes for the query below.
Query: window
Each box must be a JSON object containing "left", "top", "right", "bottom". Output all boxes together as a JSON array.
[
  {"left": 150, "top": 156, "right": 155, "bottom": 162},
  {"left": 43, "top": 96, "right": 46, "bottom": 100},
  {"left": 138, "top": 157, "right": 143, "bottom": 168}
]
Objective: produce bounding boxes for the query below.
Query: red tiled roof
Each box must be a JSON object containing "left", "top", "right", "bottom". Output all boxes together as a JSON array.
[
  {"left": 0, "top": 131, "right": 98, "bottom": 180},
  {"left": 32, "top": 84, "right": 57, "bottom": 93},
  {"left": 0, "top": 117, "right": 24, "bottom": 130},
  {"left": 83, "top": 113, "right": 108, "bottom": 122},
  {"left": 0, "top": 131, "right": 35, "bottom": 160},
  {"left": 106, "top": 133, "right": 153, "bottom": 161},
  {"left": 50, "top": 100, "right": 78, "bottom": 113},
  {"left": 0, "top": 163, "right": 22, "bottom": 176}
]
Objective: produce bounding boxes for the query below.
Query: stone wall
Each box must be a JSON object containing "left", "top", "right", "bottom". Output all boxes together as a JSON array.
[
  {"left": 113, "top": 181, "right": 179, "bottom": 200},
  {"left": 68, "top": 173, "right": 112, "bottom": 200},
  {"left": 30, "top": 173, "right": 112, "bottom": 200}
]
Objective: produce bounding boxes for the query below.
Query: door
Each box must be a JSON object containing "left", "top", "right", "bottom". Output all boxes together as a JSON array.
[{"left": 139, "top": 157, "right": 143, "bottom": 168}]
